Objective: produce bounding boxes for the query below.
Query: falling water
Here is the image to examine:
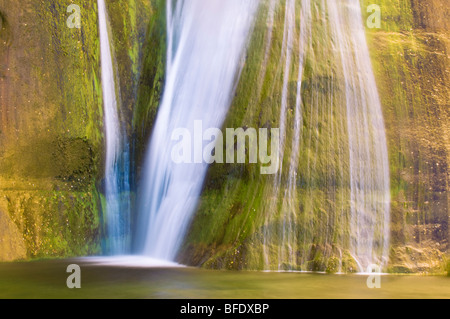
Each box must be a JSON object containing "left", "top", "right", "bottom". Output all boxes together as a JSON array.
[
  {"left": 327, "top": 0, "right": 390, "bottom": 271},
  {"left": 262, "top": 0, "right": 313, "bottom": 271},
  {"left": 137, "top": 0, "right": 259, "bottom": 261},
  {"left": 259, "top": 0, "right": 390, "bottom": 272},
  {"left": 98, "top": 0, "right": 131, "bottom": 255},
  {"left": 280, "top": 0, "right": 312, "bottom": 270}
]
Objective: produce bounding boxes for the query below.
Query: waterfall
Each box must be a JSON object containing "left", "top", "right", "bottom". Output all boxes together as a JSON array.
[
  {"left": 98, "top": 0, "right": 131, "bottom": 255},
  {"left": 137, "top": 0, "right": 259, "bottom": 261},
  {"left": 280, "top": 0, "right": 312, "bottom": 270},
  {"left": 327, "top": 0, "right": 390, "bottom": 271},
  {"left": 104, "top": 0, "right": 389, "bottom": 270},
  {"left": 258, "top": 0, "right": 390, "bottom": 272}
]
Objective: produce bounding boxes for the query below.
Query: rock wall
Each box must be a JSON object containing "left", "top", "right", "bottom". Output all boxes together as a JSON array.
[
  {"left": 175, "top": 0, "right": 449, "bottom": 273},
  {"left": 0, "top": 0, "right": 151, "bottom": 261},
  {"left": 0, "top": 0, "right": 447, "bottom": 273}
]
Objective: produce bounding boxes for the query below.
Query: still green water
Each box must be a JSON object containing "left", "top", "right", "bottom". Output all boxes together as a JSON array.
[{"left": 0, "top": 259, "right": 448, "bottom": 299}]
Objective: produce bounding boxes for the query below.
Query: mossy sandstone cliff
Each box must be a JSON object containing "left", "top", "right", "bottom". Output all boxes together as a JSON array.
[
  {"left": 0, "top": 0, "right": 448, "bottom": 274},
  {"left": 172, "top": 0, "right": 449, "bottom": 273},
  {"left": 0, "top": 0, "right": 151, "bottom": 261}
]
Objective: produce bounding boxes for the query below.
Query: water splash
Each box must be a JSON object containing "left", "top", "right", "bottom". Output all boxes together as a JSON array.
[{"left": 137, "top": 0, "right": 259, "bottom": 261}]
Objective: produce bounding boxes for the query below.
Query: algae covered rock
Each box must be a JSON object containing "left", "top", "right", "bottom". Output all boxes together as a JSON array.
[
  {"left": 0, "top": 0, "right": 151, "bottom": 261},
  {"left": 177, "top": 0, "right": 449, "bottom": 274}
]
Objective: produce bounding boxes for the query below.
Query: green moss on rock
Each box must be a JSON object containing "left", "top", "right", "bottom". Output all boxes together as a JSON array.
[{"left": 174, "top": 0, "right": 449, "bottom": 274}]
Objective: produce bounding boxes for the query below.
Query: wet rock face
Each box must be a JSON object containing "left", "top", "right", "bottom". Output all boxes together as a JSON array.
[
  {"left": 410, "top": 0, "right": 449, "bottom": 31},
  {"left": 177, "top": 0, "right": 449, "bottom": 273},
  {"left": 376, "top": 0, "right": 449, "bottom": 272},
  {"left": 0, "top": 202, "right": 27, "bottom": 262},
  {"left": 0, "top": 0, "right": 447, "bottom": 272},
  {"left": 0, "top": 0, "right": 104, "bottom": 261},
  {"left": 0, "top": 0, "right": 152, "bottom": 261}
]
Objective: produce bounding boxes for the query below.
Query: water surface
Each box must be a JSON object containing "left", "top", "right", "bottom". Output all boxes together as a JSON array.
[{"left": 0, "top": 259, "right": 448, "bottom": 299}]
